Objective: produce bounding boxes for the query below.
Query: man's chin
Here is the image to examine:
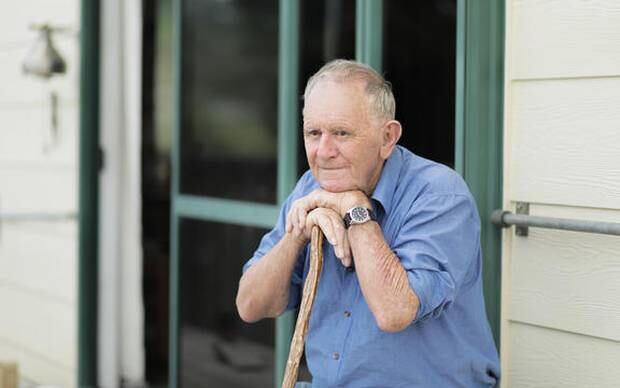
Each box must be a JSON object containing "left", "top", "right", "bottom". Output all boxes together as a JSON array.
[{"left": 318, "top": 181, "right": 355, "bottom": 193}]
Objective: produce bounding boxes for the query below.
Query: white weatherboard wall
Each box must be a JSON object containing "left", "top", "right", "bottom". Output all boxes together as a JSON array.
[
  {"left": 0, "top": 0, "right": 79, "bottom": 387},
  {"left": 501, "top": 1, "right": 620, "bottom": 387}
]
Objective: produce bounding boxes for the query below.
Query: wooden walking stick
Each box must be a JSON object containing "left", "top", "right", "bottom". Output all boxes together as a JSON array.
[{"left": 281, "top": 226, "right": 324, "bottom": 388}]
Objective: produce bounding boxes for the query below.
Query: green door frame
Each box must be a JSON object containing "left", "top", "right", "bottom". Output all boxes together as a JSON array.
[
  {"left": 168, "top": 1, "right": 299, "bottom": 387},
  {"left": 78, "top": 0, "right": 100, "bottom": 386},
  {"left": 166, "top": 1, "right": 505, "bottom": 387},
  {"left": 356, "top": 0, "right": 383, "bottom": 72},
  {"left": 454, "top": 0, "right": 505, "bottom": 347},
  {"left": 274, "top": 0, "right": 300, "bottom": 385}
]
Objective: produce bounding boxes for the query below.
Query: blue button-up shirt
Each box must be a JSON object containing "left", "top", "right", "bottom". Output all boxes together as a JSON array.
[{"left": 244, "top": 146, "right": 500, "bottom": 387}]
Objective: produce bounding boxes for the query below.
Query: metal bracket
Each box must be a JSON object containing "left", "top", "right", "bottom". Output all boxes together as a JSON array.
[{"left": 515, "top": 202, "right": 529, "bottom": 237}]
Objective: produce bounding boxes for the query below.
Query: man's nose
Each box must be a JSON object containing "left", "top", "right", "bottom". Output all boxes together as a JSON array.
[{"left": 317, "top": 134, "right": 338, "bottom": 159}]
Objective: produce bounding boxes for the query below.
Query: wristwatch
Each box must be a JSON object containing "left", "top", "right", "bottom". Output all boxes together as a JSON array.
[{"left": 343, "top": 206, "right": 377, "bottom": 229}]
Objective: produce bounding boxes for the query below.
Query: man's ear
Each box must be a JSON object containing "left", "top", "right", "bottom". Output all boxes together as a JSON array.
[{"left": 380, "top": 120, "right": 402, "bottom": 159}]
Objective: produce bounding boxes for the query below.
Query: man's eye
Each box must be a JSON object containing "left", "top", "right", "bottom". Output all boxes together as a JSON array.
[
  {"left": 335, "top": 130, "right": 349, "bottom": 137},
  {"left": 305, "top": 129, "right": 320, "bottom": 137}
]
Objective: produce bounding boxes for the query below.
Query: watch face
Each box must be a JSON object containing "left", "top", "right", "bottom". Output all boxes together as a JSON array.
[{"left": 351, "top": 207, "right": 369, "bottom": 222}]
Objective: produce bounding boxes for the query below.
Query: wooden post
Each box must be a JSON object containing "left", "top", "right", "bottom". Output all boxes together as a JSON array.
[
  {"left": 281, "top": 226, "right": 324, "bottom": 388},
  {"left": 0, "top": 362, "right": 18, "bottom": 388}
]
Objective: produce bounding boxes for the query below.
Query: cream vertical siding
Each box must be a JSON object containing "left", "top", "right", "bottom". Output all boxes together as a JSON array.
[
  {"left": 0, "top": 0, "right": 79, "bottom": 386},
  {"left": 501, "top": 1, "right": 620, "bottom": 387}
]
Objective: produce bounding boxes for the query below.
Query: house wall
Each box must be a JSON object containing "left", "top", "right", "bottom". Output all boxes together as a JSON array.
[
  {"left": 501, "top": 1, "right": 620, "bottom": 387},
  {"left": 0, "top": 1, "right": 79, "bottom": 386}
]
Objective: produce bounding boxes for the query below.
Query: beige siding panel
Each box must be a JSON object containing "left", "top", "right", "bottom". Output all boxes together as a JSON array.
[
  {"left": 0, "top": 0, "right": 78, "bottom": 42},
  {"left": 499, "top": 232, "right": 514, "bottom": 388},
  {"left": 0, "top": 222, "right": 76, "bottom": 303},
  {"left": 509, "top": 204, "right": 620, "bottom": 341},
  {"left": 0, "top": 1, "right": 79, "bottom": 386},
  {"left": 509, "top": 78, "right": 620, "bottom": 210},
  {"left": 510, "top": 0, "right": 620, "bottom": 80},
  {"left": 508, "top": 322, "right": 620, "bottom": 388},
  {"left": 0, "top": 0, "right": 79, "bottom": 105},
  {"left": 0, "top": 105, "right": 77, "bottom": 166},
  {"left": 0, "top": 0, "right": 79, "bottom": 162},
  {"left": 0, "top": 44, "right": 79, "bottom": 106},
  {"left": 0, "top": 340, "right": 74, "bottom": 387},
  {"left": 0, "top": 285, "right": 76, "bottom": 370},
  {"left": 0, "top": 166, "right": 76, "bottom": 213},
  {"left": 0, "top": 50, "right": 46, "bottom": 106}
]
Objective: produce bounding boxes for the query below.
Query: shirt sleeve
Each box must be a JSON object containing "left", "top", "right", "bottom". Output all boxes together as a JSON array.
[
  {"left": 241, "top": 174, "right": 311, "bottom": 311},
  {"left": 392, "top": 193, "right": 481, "bottom": 322}
]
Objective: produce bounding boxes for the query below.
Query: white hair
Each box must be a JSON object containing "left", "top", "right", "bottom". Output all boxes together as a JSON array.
[{"left": 303, "top": 59, "right": 396, "bottom": 122}]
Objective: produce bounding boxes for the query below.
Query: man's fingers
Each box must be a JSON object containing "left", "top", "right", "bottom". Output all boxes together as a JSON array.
[
  {"left": 286, "top": 208, "right": 293, "bottom": 233},
  {"left": 306, "top": 207, "right": 352, "bottom": 266},
  {"left": 307, "top": 209, "right": 334, "bottom": 244},
  {"left": 297, "top": 206, "right": 306, "bottom": 231},
  {"left": 328, "top": 217, "right": 344, "bottom": 261},
  {"left": 334, "top": 220, "right": 351, "bottom": 267},
  {"left": 321, "top": 210, "right": 348, "bottom": 262},
  {"left": 340, "top": 223, "right": 352, "bottom": 267},
  {"left": 319, "top": 216, "right": 337, "bottom": 247}
]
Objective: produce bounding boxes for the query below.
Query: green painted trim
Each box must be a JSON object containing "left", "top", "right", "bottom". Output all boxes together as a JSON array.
[
  {"left": 78, "top": 0, "right": 100, "bottom": 385},
  {"left": 277, "top": 0, "right": 299, "bottom": 204},
  {"left": 175, "top": 195, "right": 279, "bottom": 228},
  {"left": 355, "top": 0, "right": 366, "bottom": 61},
  {"left": 356, "top": 0, "right": 383, "bottom": 72},
  {"left": 275, "top": 0, "right": 300, "bottom": 386},
  {"left": 455, "top": 0, "right": 505, "bottom": 348},
  {"left": 454, "top": 0, "right": 466, "bottom": 174},
  {"left": 169, "top": 0, "right": 183, "bottom": 386},
  {"left": 168, "top": 214, "right": 180, "bottom": 388},
  {"left": 276, "top": 310, "right": 295, "bottom": 388}
]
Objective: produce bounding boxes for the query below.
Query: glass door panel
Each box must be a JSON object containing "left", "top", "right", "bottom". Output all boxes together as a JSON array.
[
  {"left": 180, "top": 219, "right": 274, "bottom": 387},
  {"left": 169, "top": 1, "right": 363, "bottom": 386},
  {"left": 180, "top": 0, "right": 279, "bottom": 203}
]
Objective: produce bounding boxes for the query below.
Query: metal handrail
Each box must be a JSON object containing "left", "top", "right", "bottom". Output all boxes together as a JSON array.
[{"left": 491, "top": 209, "right": 620, "bottom": 237}]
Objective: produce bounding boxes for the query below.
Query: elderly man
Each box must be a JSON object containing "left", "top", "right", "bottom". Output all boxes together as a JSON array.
[{"left": 236, "top": 59, "right": 499, "bottom": 387}]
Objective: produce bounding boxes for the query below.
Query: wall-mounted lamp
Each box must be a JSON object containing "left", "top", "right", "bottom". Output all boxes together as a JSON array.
[{"left": 22, "top": 24, "right": 67, "bottom": 79}]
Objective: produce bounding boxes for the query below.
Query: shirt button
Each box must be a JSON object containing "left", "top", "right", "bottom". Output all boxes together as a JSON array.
[
  {"left": 344, "top": 310, "right": 351, "bottom": 318},
  {"left": 332, "top": 352, "right": 340, "bottom": 360}
]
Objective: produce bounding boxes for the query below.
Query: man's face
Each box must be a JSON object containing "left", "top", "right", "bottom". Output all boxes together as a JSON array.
[{"left": 303, "top": 79, "right": 386, "bottom": 194}]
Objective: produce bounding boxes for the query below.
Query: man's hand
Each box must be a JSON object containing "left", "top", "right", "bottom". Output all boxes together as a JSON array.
[
  {"left": 305, "top": 208, "right": 352, "bottom": 267},
  {"left": 286, "top": 198, "right": 353, "bottom": 267},
  {"left": 285, "top": 189, "right": 372, "bottom": 235}
]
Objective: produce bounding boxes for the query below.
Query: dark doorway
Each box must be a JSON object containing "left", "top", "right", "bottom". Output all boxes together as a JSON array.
[
  {"left": 141, "top": 0, "right": 171, "bottom": 385},
  {"left": 384, "top": 0, "right": 456, "bottom": 168}
]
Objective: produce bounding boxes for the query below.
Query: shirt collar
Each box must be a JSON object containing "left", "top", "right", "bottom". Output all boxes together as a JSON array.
[{"left": 371, "top": 146, "right": 402, "bottom": 216}]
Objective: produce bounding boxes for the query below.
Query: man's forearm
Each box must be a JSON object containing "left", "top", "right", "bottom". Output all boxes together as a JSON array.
[
  {"left": 348, "top": 221, "right": 419, "bottom": 332},
  {"left": 297, "top": 188, "right": 419, "bottom": 331},
  {"left": 236, "top": 232, "right": 306, "bottom": 322}
]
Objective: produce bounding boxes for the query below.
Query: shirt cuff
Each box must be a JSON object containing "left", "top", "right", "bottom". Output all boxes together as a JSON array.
[{"left": 407, "top": 269, "right": 456, "bottom": 322}]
